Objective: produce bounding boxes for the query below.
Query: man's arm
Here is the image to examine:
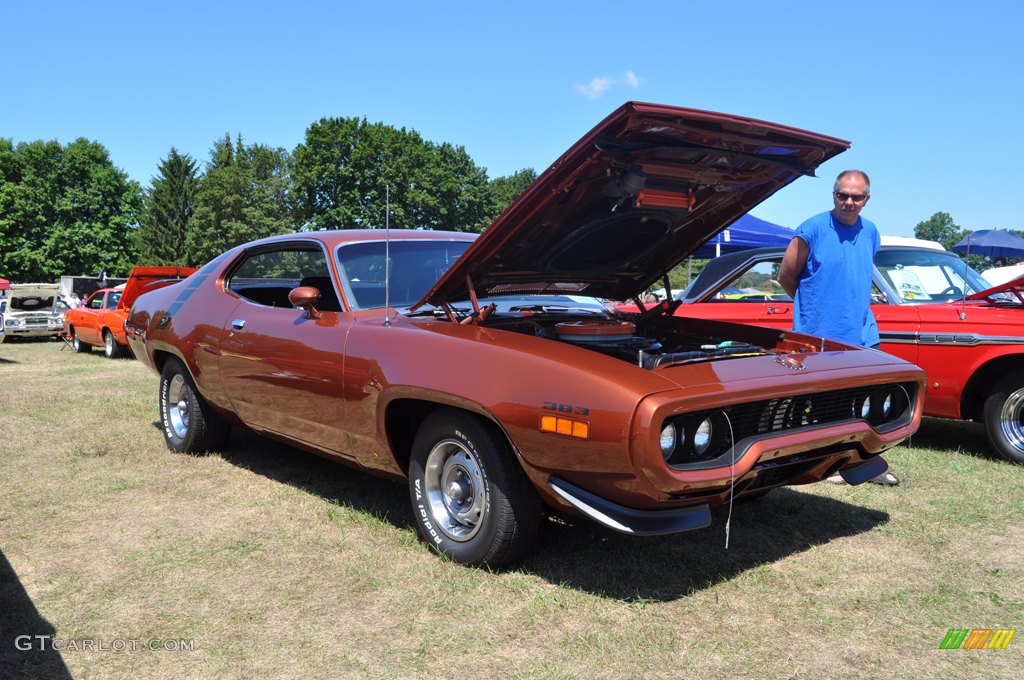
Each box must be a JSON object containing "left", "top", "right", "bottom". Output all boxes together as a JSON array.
[{"left": 778, "top": 236, "right": 809, "bottom": 299}]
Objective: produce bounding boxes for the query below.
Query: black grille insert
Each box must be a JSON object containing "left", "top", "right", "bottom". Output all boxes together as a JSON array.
[{"left": 664, "top": 381, "right": 917, "bottom": 469}]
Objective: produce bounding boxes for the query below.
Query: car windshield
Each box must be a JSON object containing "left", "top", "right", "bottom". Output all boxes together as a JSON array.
[
  {"left": 875, "top": 250, "right": 992, "bottom": 302},
  {"left": 336, "top": 239, "right": 473, "bottom": 310},
  {"left": 335, "top": 239, "right": 611, "bottom": 315}
]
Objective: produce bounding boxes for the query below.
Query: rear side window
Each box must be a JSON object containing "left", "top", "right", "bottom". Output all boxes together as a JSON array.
[{"left": 226, "top": 246, "right": 342, "bottom": 311}]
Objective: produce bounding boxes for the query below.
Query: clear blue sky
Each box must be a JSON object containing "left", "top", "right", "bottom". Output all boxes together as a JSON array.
[{"left": 3, "top": 0, "right": 1021, "bottom": 237}]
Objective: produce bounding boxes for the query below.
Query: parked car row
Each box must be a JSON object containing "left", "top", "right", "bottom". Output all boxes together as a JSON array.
[{"left": 42, "top": 102, "right": 1013, "bottom": 569}]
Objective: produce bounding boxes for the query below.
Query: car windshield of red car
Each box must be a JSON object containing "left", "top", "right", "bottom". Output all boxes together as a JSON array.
[{"left": 875, "top": 250, "right": 990, "bottom": 302}]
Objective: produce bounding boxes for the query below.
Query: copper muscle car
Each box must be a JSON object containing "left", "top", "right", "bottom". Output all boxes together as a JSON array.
[{"left": 126, "top": 103, "right": 925, "bottom": 565}]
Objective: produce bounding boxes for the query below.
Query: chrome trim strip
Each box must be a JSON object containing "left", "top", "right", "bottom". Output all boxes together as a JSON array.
[{"left": 880, "top": 331, "right": 1024, "bottom": 346}]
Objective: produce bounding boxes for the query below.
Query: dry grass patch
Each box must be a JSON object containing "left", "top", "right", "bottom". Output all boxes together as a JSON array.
[{"left": 1, "top": 340, "right": 1022, "bottom": 679}]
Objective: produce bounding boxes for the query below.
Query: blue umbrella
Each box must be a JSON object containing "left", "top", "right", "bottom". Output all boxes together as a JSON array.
[{"left": 952, "top": 229, "right": 1024, "bottom": 258}]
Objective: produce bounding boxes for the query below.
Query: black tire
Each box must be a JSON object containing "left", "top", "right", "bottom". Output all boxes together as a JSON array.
[
  {"left": 103, "top": 329, "right": 125, "bottom": 359},
  {"left": 408, "top": 409, "right": 542, "bottom": 566},
  {"left": 71, "top": 330, "right": 91, "bottom": 353},
  {"left": 983, "top": 371, "right": 1024, "bottom": 464},
  {"left": 159, "top": 357, "right": 230, "bottom": 454}
]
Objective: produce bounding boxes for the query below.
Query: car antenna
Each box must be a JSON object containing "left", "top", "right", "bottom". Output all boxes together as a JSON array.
[
  {"left": 959, "top": 242, "right": 970, "bottom": 320},
  {"left": 384, "top": 184, "right": 392, "bottom": 327}
]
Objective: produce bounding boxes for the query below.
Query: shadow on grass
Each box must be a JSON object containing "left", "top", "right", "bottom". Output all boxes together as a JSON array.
[
  {"left": 909, "top": 417, "right": 991, "bottom": 459},
  {"left": 214, "top": 428, "right": 415, "bottom": 530},
  {"left": 523, "top": 488, "right": 889, "bottom": 601},
  {"left": 0, "top": 357, "right": 17, "bottom": 365},
  {"left": 0, "top": 550, "right": 72, "bottom": 680},
  {"left": 204, "top": 427, "right": 890, "bottom": 601}
]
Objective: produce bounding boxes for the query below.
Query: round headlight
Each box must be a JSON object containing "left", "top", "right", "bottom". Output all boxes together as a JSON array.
[
  {"left": 660, "top": 422, "right": 677, "bottom": 461},
  {"left": 693, "top": 417, "right": 713, "bottom": 454},
  {"left": 860, "top": 395, "right": 872, "bottom": 419},
  {"left": 881, "top": 393, "right": 893, "bottom": 418}
]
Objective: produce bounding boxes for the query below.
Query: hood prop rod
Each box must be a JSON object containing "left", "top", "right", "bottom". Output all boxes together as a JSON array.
[{"left": 459, "top": 275, "right": 494, "bottom": 325}]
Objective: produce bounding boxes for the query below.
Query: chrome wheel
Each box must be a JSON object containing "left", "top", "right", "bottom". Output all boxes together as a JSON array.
[
  {"left": 166, "top": 374, "right": 191, "bottom": 440},
  {"left": 423, "top": 439, "right": 486, "bottom": 542},
  {"left": 158, "top": 358, "right": 229, "bottom": 454},
  {"left": 998, "top": 387, "right": 1024, "bottom": 455},
  {"left": 104, "top": 331, "right": 115, "bottom": 357},
  {"left": 409, "top": 410, "right": 542, "bottom": 565},
  {"left": 984, "top": 371, "right": 1024, "bottom": 464}
]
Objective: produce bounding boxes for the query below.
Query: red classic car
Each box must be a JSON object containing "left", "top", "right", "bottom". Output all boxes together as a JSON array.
[
  {"left": 64, "top": 266, "right": 196, "bottom": 357},
  {"left": 126, "top": 102, "right": 925, "bottom": 565},
  {"left": 671, "top": 244, "right": 1024, "bottom": 463}
]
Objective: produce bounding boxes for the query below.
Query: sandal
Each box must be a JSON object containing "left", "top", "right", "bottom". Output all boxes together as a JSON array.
[{"left": 867, "top": 471, "right": 900, "bottom": 486}]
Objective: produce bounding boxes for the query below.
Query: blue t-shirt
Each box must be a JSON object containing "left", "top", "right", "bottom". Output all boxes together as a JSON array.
[{"left": 793, "top": 211, "right": 880, "bottom": 347}]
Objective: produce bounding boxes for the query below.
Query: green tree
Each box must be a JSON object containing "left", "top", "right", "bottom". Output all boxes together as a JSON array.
[
  {"left": 486, "top": 168, "right": 537, "bottom": 225},
  {"left": 136, "top": 148, "right": 199, "bottom": 266},
  {"left": 414, "top": 141, "right": 492, "bottom": 232},
  {"left": 293, "top": 117, "right": 426, "bottom": 230},
  {"left": 186, "top": 134, "right": 293, "bottom": 265},
  {"left": 914, "top": 211, "right": 967, "bottom": 251},
  {"left": 293, "top": 117, "right": 494, "bottom": 232},
  {"left": 0, "top": 137, "right": 142, "bottom": 281}
]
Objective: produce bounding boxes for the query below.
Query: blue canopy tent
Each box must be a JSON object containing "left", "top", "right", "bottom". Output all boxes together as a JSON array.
[{"left": 691, "top": 213, "right": 795, "bottom": 258}]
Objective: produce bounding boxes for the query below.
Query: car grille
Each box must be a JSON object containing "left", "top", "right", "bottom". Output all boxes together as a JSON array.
[
  {"left": 667, "top": 381, "right": 918, "bottom": 468},
  {"left": 10, "top": 314, "right": 50, "bottom": 328}
]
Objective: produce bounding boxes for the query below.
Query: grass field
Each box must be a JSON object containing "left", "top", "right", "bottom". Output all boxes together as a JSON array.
[{"left": 1, "top": 339, "right": 1021, "bottom": 679}]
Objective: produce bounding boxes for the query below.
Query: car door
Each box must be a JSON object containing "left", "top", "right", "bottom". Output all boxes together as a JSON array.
[
  {"left": 217, "top": 241, "right": 356, "bottom": 458},
  {"left": 99, "top": 289, "right": 123, "bottom": 341},
  {"left": 77, "top": 291, "right": 105, "bottom": 344},
  {"left": 873, "top": 300, "right": 920, "bottom": 366}
]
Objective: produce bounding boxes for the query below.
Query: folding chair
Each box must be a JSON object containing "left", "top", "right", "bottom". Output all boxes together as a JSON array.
[{"left": 57, "top": 332, "right": 75, "bottom": 351}]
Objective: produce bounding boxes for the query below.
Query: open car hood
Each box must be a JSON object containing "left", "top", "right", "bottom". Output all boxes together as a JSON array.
[
  {"left": 966, "top": 274, "right": 1024, "bottom": 302},
  {"left": 417, "top": 101, "right": 848, "bottom": 309},
  {"left": 7, "top": 284, "right": 59, "bottom": 312},
  {"left": 117, "top": 266, "right": 198, "bottom": 310}
]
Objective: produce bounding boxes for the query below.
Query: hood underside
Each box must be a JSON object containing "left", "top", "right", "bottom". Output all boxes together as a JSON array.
[
  {"left": 8, "top": 284, "right": 59, "bottom": 312},
  {"left": 418, "top": 101, "right": 849, "bottom": 309}
]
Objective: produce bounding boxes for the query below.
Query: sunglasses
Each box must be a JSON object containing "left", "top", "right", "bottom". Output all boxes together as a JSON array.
[{"left": 834, "top": 191, "right": 868, "bottom": 203}]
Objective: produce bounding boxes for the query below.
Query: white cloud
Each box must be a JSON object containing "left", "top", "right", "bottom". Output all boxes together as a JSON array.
[
  {"left": 572, "top": 76, "right": 614, "bottom": 100},
  {"left": 572, "top": 71, "right": 642, "bottom": 99}
]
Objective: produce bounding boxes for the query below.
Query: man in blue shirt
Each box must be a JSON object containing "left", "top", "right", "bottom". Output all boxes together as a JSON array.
[
  {"left": 778, "top": 170, "right": 898, "bottom": 484},
  {"left": 778, "top": 169, "right": 880, "bottom": 348}
]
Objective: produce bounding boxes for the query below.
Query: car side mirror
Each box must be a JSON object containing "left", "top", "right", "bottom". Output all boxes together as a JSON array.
[{"left": 289, "top": 286, "right": 322, "bottom": 319}]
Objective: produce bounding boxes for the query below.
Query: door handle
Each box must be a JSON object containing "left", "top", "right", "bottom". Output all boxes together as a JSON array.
[
  {"left": 231, "top": 319, "right": 246, "bottom": 329},
  {"left": 767, "top": 306, "right": 790, "bottom": 315}
]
